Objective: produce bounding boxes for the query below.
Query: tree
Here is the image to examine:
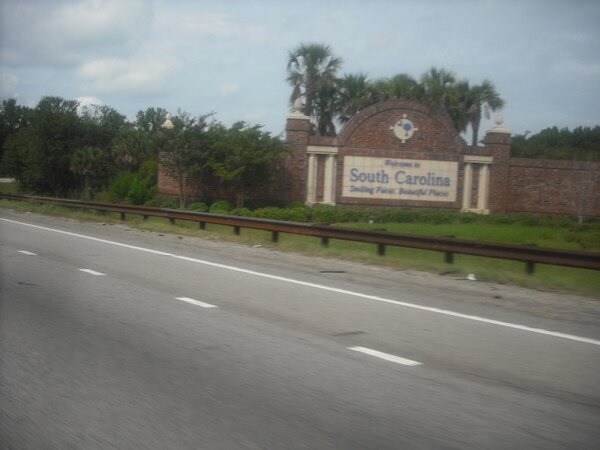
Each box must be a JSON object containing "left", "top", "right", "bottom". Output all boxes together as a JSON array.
[
  {"left": 112, "top": 128, "right": 154, "bottom": 172},
  {"left": 135, "top": 107, "right": 169, "bottom": 134},
  {"left": 0, "top": 99, "right": 31, "bottom": 172},
  {"left": 337, "top": 73, "right": 377, "bottom": 124},
  {"left": 287, "top": 43, "right": 343, "bottom": 135},
  {"left": 313, "top": 80, "right": 339, "bottom": 136},
  {"left": 2, "top": 96, "right": 83, "bottom": 195},
  {"left": 511, "top": 126, "right": 600, "bottom": 160},
  {"left": 372, "top": 73, "right": 423, "bottom": 103},
  {"left": 206, "top": 121, "right": 287, "bottom": 207},
  {"left": 466, "top": 79, "right": 505, "bottom": 146},
  {"left": 70, "top": 146, "right": 111, "bottom": 198},
  {"left": 160, "top": 111, "right": 212, "bottom": 208},
  {"left": 419, "top": 67, "right": 467, "bottom": 133},
  {"left": 79, "top": 104, "right": 128, "bottom": 149},
  {"left": 420, "top": 67, "right": 459, "bottom": 110}
]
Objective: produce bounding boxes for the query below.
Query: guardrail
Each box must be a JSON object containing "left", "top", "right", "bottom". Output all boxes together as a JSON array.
[{"left": 2, "top": 193, "right": 599, "bottom": 273}]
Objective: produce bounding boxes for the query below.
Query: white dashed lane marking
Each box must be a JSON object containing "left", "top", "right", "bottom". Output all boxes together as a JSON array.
[
  {"left": 349, "top": 346, "right": 422, "bottom": 366},
  {"left": 78, "top": 269, "right": 106, "bottom": 276},
  {"left": 176, "top": 297, "right": 218, "bottom": 308},
  {"left": 18, "top": 250, "right": 37, "bottom": 256}
]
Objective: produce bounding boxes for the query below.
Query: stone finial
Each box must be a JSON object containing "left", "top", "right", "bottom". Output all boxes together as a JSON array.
[
  {"left": 288, "top": 97, "right": 309, "bottom": 119},
  {"left": 488, "top": 114, "right": 510, "bottom": 134},
  {"left": 291, "top": 98, "right": 303, "bottom": 114},
  {"left": 161, "top": 113, "right": 174, "bottom": 130}
]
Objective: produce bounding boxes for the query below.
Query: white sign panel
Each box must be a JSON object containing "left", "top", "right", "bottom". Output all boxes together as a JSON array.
[{"left": 342, "top": 156, "right": 458, "bottom": 202}]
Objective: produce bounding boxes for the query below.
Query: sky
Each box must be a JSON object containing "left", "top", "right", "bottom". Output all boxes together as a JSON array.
[{"left": 1, "top": 0, "right": 599, "bottom": 141}]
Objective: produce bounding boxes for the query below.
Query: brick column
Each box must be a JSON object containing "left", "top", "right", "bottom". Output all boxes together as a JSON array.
[
  {"left": 285, "top": 113, "right": 310, "bottom": 203},
  {"left": 483, "top": 117, "right": 512, "bottom": 213}
]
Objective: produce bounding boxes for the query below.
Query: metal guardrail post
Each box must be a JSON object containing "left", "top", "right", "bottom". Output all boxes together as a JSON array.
[{"left": 271, "top": 231, "right": 279, "bottom": 242}]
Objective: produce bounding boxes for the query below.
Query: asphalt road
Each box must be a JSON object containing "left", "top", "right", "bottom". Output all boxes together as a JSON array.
[{"left": 1, "top": 209, "right": 599, "bottom": 449}]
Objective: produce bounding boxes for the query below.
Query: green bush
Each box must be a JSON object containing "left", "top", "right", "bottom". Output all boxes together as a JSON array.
[
  {"left": 138, "top": 160, "right": 158, "bottom": 185},
  {"left": 230, "top": 207, "right": 253, "bottom": 217},
  {"left": 334, "top": 206, "right": 364, "bottom": 223},
  {"left": 253, "top": 206, "right": 286, "bottom": 220},
  {"left": 144, "top": 197, "right": 179, "bottom": 208},
  {"left": 93, "top": 191, "right": 112, "bottom": 203},
  {"left": 127, "top": 176, "right": 154, "bottom": 205},
  {"left": 285, "top": 205, "right": 312, "bottom": 222},
  {"left": 108, "top": 172, "right": 133, "bottom": 202},
  {"left": 107, "top": 172, "right": 153, "bottom": 205},
  {"left": 209, "top": 200, "right": 232, "bottom": 214},
  {"left": 311, "top": 204, "right": 337, "bottom": 224},
  {"left": 187, "top": 201, "right": 208, "bottom": 212}
]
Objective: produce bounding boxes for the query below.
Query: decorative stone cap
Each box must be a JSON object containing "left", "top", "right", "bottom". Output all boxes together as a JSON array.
[
  {"left": 487, "top": 115, "right": 510, "bottom": 134},
  {"left": 288, "top": 98, "right": 309, "bottom": 120}
]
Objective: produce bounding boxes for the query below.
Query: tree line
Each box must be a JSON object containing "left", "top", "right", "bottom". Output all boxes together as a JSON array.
[
  {"left": 511, "top": 126, "right": 600, "bottom": 161},
  {"left": 286, "top": 43, "right": 505, "bottom": 146},
  {"left": 0, "top": 97, "right": 286, "bottom": 208}
]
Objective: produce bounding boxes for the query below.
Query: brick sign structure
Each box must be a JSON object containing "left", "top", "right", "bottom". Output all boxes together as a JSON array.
[
  {"left": 283, "top": 100, "right": 599, "bottom": 217},
  {"left": 158, "top": 99, "right": 599, "bottom": 217}
]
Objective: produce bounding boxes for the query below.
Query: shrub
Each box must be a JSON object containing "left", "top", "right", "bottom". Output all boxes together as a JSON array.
[
  {"left": 334, "top": 206, "right": 363, "bottom": 223},
  {"left": 187, "top": 201, "right": 208, "bottom": 212},
  {"left": 253, "top": 206, "right": 286, "bottom": 220},
  {"left": 230, "top": 207, "right": 253, "bottom": 217},
  {"left": 144, "top": 197, "right": 179, "bottom": 208},
  {"left": 93, "top": 191, "right": 112, "bottom": 203},
  {"left": 311, "top": 204, "right": 337, "bottom": 224},
  {"left": 284, "top": 205, "right": 312, "bottom": 222},
  {"left": 126, "top": 176, "right": 154, "bottom": 205},
  {"left": 138, "top": 160, "right": 158, "bottom": 185},
  {"left": 209, "top": 200, "right": 232, "bottom": 214},
  {"left": 108, "top": 172, "right": 133, "bottom": 202}
]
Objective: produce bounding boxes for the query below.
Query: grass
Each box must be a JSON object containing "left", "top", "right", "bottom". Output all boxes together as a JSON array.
[{"left": 1, "top": 196, "right": 599, "bottom": 297}]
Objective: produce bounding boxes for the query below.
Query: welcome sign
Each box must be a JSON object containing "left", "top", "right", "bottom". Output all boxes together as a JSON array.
[{"left": 342, "top": 156, "right": 458, "bottom": 202}]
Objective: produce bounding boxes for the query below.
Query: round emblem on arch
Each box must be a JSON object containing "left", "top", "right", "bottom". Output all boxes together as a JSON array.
[{"left": 390, "top": 114, "right": 418, "bottom": 143}]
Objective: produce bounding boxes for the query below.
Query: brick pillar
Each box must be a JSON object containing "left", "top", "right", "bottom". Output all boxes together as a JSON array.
[
  {"left": 285, "top": 113, "right": 310, "bottom": 203},
  {"left": 483, "top": 117, "right": 512, "bottom": 213}
]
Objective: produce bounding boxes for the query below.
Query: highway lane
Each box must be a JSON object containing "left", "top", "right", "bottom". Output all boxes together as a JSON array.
[{"left": 1, "top": 210, "right": 599, "bottom": 448}]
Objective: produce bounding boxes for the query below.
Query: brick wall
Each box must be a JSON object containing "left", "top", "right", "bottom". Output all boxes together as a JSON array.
[{"left": 507, "top": 159, "right": 600, "bottom": 216}]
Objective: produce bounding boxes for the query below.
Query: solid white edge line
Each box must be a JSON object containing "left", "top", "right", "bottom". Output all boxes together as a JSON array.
[
  {"left": 349, "top": 346, "right": 422, "bottom": 366},
  {"left": 18, "top": 250, "right": 37, "bottom": 255},
  {"left": 78, "top": 268, "right": 106, "bottom": 276},
  {"left": 176, "top": 297, "right": 218, "bottom": 308},
  {"left": 2, "top": 217, "right": 600, "bottom": 347}
]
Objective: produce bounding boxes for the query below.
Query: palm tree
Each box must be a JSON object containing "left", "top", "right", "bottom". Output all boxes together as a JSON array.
[
  {"left": 286, "top": 43, "right": 343, "bottom": 135},
  {"left": 466, "top": 80, "right": 505, "bottom": 146},
  {"left": 421, "top": 67, "right": 474, "bottom": 134},
  {"left": 337, "top": 73, "right": 376, "bottom": 124},
  {"left": 373, "top": 73, "right": 423, "bottom": 103},
  {"left": 313, "top": 81, "right": 339, "bottom": 136},
  {"left": 70, "top": 146, "right": 111, "bottom": 198}
]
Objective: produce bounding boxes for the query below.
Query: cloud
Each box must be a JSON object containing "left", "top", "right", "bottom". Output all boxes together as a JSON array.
[
  {"left": 75, "top": 95, "right": 104, "bottom": 114},
  {"left": 78, "top": 55, "right": 182, "bottom": 95},
  {"left": 0, "top": 0, "right": 152, "bottom": 67},
  {"left": 76, "top": 95, "right": 103, "bottom": 106},
  {"left": 155, "top": 9, "right": 268, "bottom": 42}
]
